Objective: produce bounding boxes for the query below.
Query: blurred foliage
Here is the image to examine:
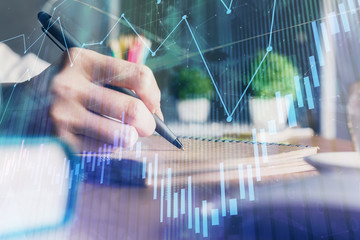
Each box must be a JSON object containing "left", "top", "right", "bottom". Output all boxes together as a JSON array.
[
  {"left": 171, "top": 67, "right": 214, "bottom": 100},
  {"left": 249, "top": 51, "right": 299, "bottom": 99}
]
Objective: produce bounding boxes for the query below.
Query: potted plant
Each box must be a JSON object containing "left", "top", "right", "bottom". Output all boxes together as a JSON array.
[
  {"left": 248, "top": 51, "right": 299, "bottom": 130},
  {"left": 171, "top": 67, "right": 214, "bottom": 122}
]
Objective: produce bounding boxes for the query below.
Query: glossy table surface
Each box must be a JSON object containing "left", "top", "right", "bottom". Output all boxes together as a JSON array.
[{"left": 26, "top": 136, "right": 359, "bottom": 239}]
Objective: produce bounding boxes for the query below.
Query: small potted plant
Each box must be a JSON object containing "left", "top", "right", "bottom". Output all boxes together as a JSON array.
[
  {"left": 171, "top": 67, "right": 214, "bottom": 122},
  {"left": 248, "top": 51, "right": 299, "bottom": 130}
]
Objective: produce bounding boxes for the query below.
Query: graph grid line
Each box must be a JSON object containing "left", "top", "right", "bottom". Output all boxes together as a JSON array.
[{"left": 0, "top": 0, "right": 277, "bottom": 123}]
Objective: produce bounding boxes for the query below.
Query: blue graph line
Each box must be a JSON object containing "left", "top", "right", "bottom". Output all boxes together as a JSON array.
[
  {"left": 229, "top": 51, "right": 270, "bottom": 120},
  {"left": 100, "top": 156, "right": 105, "bottom": 184},
  {"left": 57, "top": 17, "right": 75, "bottom": 66},
  {"left": 0, "top": 34, "right": 26, "bottom": 53},
  {"left": 173, "top": 192, "right": 179, "bottom": 218},
  {"left": 202, "top": 200, "right": 208, "bottom": 237},
  {"left": 157, "top": 0, "right": 234, "bottom": 14},
  {"left": 238, "top": 164, "right": 246, "bottom": 199},
  {"left": 252, "top": 128, "right": 261, "bottom": 181},
  {"left": 122, "top": 14, "right": 184, "bottom": 57},
  {"left": 160, "top": 178, "right": 164, "bottom": 222},
  {"left": 268, "top": 0, "right": 277, "bottom": 48},
  {"left": 211, "top": 209, "right": 219, "bottom": 226},
  {"left": 304, "top": 77, "right": 315, "bottom": 110},
  {"left": 188, "top": 176, "right": 192, "bottom": 229},
  {"left": 247, "top": 165, "right": 255, "bottom": 201},
  {"left": 68, "top": 170, "right": 73, "bottom": 189},
  {"left": 167, "top": 168, "right": 172, "bottom": 218},
  {"left": 285, "top": 94, "right": 298, "bottom": 128},
  {"left": 181, "top": 188, "right": 185, "bottom": 214},
  {"left": 0, "top": 84, "right": 17, "bottom": 125},
  {"left": 91, "top": 154, "right": 96, "bottom": 171},
  {"left": 229, "top": 198, "right": 238, "bottom": 216},
  {"left": 309, "top": 56, "right": 320, "bottom": 87},
  {"left": 311, "top": 21, "right": 324, "bottom": 66},
  {"left": 0, "top": 0, "right": 66, "bottom": 54},
  {"left": 0, "top": 0, "right": 277, "bottom": 122},
  {"left": 53, "top": 0, "right": 68, "bottom": 11},
  {"left": 195, "top": 207, "right": 200, "bottom": 234},
  {"left": 142, "top": 157, "right": 147, "bottom": 179},
  {"left": 87, "top": 0, "right": 276, "bottom": 120},
  {"left": 81, "top": 152, "right": 85, "bottom": 169},
  {"left": 294, "top": 76, "right": 304, "bottom": 108},
  {"left": 153, "top": 154, "right": 158, "bottom": 199},
  {"left": 219, "top": 0, "right": 234, "bottom": 14},
  {"left": 219, "top": 162, "right": 226, "bottom": 217},
  {"left": 184, "top": 17, "right": 230, "bottom": 117},
  {"left": 0, "top": 68, "right": 32, "bottom": 126},
  {"left": 339, "top": 3, "right": 351, "bottom": 32},
  {"left": 260, "top": 129, "right": 269, "bottom": 163}
]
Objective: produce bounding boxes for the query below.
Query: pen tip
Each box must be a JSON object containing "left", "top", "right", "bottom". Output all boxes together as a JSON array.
[{"left": 173, "top": 138, "right": 185, "bottom": 151}]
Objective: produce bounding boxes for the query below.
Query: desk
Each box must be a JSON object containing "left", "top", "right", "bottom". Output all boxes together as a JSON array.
[
  {"left": 35, "top": 137, "right": 358, "bottom": 239},
  {"left": 293, "top": 136, "right": 354, "bottom": 153}
]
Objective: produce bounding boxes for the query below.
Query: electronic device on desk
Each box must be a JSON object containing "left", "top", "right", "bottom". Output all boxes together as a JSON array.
[{"left": 0, "top": 138, "right": 81, "bottom": 239}]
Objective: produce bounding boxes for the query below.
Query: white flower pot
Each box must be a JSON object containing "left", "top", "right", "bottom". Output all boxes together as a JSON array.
[
  {"left": 177, "top": 98, "right": 211, "bottom": 123},
  {"left": 249, "top": 97, "right": 290, "bottom": 131}
]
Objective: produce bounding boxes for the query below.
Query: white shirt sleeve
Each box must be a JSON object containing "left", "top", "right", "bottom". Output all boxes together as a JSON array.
[{"left": 0, "top": 43, "right": 50, "bottom": 83}]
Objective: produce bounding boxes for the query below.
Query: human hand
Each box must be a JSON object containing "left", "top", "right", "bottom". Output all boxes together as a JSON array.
[{"left": 48, "top": 48, "right": 163, "bottom": 151}]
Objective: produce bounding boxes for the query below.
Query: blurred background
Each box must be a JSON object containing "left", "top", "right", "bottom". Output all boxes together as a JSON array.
[
  {"left": 1, "top": 0, "right": 359, "bottom": 142},
  {"left": 2, "top": 1, "right": 360, "bottom": 239}
]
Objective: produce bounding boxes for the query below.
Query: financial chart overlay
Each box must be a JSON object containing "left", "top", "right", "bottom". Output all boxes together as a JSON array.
[
  {"left": 1, "top": 0, "right": 360, "bottom": 238},
  {"left": 2, "top": 0, "right": 358, "bottom": 125}
]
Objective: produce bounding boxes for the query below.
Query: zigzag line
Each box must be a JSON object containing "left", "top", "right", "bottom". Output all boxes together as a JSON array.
[
  {"left": 156, "top": 0, "right": 234, "bottom": 14},
  {"left": 0, "top": 0, "right": 277, "bottom": 122},
  {"left": 0, "top": 0, "right": 67, "bottom": 54}
]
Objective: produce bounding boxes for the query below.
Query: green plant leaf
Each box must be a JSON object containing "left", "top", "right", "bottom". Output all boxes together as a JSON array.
[
  {"left": 171, "top": 67, "right": 214, "bottom": 100},
  {"left": 249, "top": 51, "right": 299, "bottom": 99}
]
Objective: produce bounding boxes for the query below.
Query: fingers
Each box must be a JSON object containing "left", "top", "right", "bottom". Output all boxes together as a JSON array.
[
  {"left": 51, "top": 48, "right": 164, "bottom": 152},
  {"left": 73, "top": 107, "right": 139, "bottom": 148},
  {"left": 83, "top": 84, "right": 156, "bottom": 137},
  {"left": 75, "top": 49, "right": 161, "bottom": 115},
  {"left": 51, "top": 99, "right": 139, "bottom": 151},
  {"left": 155, "top": 107, "right": 164, "bottom": 121},
  {"left": 57, "top": 128, "right": 136, "bottom": 153},
  {"left": 111, "top": 63, "right": 161, "bottom": 114}
]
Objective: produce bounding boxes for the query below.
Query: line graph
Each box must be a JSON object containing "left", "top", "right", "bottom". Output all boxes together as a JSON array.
[
  {"left": 156, "top": 0, "right": 234, "bottom": 14},
  {"left": 0, "top": 0, "right": 68, "bottom": 125},
  {"left": 0, "top": 0, "right": 67, "bottom": 55},
  {"left": 0, "top": 0, "right": 277, "bottom": 122},
  {"left": 220, "top": 0, "right": 234, "bottom": 14}
]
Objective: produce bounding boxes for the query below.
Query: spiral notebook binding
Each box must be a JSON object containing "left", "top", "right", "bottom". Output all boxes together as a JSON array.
[{"left": 179, "top": 136, "right": 315, "bottom": 149}]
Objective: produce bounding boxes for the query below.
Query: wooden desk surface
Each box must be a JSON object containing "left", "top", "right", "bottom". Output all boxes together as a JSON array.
[
  {"left": 34, "top": 136, "right": 356, "bottom": 239},
  {"left": 290, "top": 136, "right": 354, "bottom": 153}
]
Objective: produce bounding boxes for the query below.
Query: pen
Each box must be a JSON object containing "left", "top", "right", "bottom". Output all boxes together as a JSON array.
[{"left": 37, "top": 11, "right": 184, "bottom": 151}]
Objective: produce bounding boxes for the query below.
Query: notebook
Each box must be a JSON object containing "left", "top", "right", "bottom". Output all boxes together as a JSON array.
[{"left": 87, "top": 136, "right": 319, "bottom": 185}]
